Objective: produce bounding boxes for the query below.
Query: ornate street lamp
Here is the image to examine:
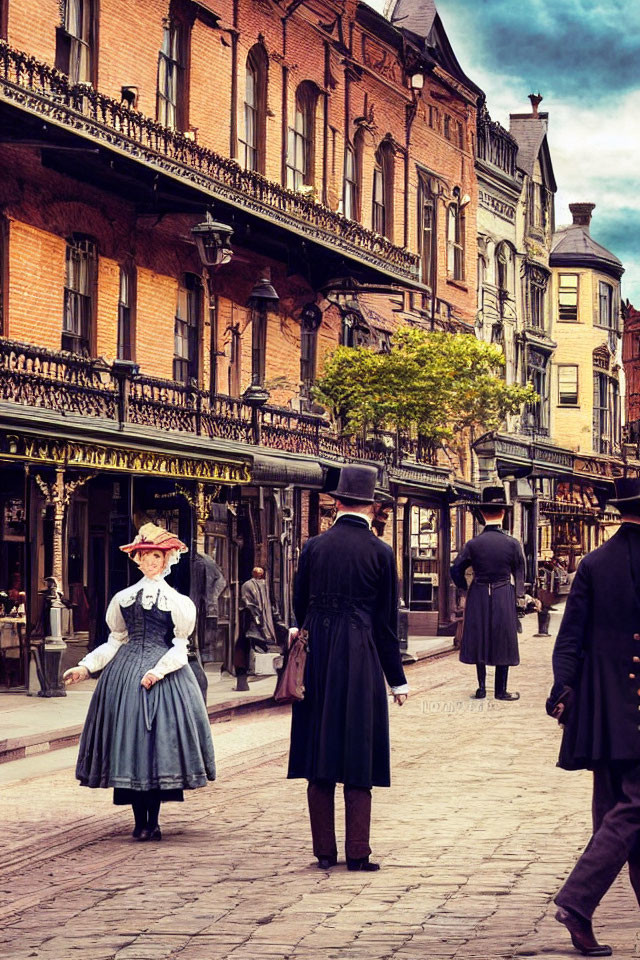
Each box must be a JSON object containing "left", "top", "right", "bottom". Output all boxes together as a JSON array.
[
  {"left": 242, "top": 272, "right": 279, "bottom": 438},
  {"left": 191, "top": 211, "right": 234, "bottom": 266},
  {"left": 247, "top": 274, "right": 280, "bottom": 313}
]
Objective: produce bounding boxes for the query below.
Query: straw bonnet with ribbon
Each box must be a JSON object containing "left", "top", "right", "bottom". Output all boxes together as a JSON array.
[{"left": 120, "top": 522, "right": 188, "bottom": 559}]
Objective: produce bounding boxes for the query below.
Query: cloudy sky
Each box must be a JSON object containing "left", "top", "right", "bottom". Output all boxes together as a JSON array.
[{"left": 369, "top": 0, "right": 640, "bottom": 304}]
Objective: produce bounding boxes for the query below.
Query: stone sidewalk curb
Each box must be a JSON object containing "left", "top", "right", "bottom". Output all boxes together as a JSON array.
[
  {"left": 0, "top": 692, "right": 286, "bottom": 765},
  {"left": 0, "top": 642, "right": 459, "bottom": 765}
]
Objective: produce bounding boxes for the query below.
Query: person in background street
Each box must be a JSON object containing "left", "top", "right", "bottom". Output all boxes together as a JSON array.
[
  {"left": 547, "top": 476, "right": 640, "bottom": 958},
  {"left": 287, "top": 464, "right": 408, "bottom": 872},
  {"left": 63, "top": 523, "right": 216, "bottom": 842},
  {"left": 451, "top": 486, "right": 525, "bottom": 701},
  {"left": 234, "top": 566, "right": 278, "bottom": 691}
]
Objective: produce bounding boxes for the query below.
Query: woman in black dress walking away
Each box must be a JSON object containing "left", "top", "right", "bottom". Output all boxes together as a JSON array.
[{"left": 64, "top": 523, "right": 216, "bottom": 840}]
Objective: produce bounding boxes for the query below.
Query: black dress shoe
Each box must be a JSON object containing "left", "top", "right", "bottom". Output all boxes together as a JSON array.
[
  {"left": 317, "top": 855, "right": 338, "bottom": 870},
  {"left": 495, "top": 691, "right": 520, "bottom": 701},
  {"left": 140, "top": 827, "right": 162, "bottom": 841},
  {"left": 346, "top": 857, "right": 380, "bottom": 872},
  {"left": 472, "top": 687, "right": 487, "bottom": 699},
  {"left": 132, "top": 826, "right": 146, "bottom": 840},
  {"left": 555, "top": 907, "right": 612, "bottom": 956}
]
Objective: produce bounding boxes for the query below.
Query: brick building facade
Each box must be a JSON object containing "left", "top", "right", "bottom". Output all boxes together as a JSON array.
[{"left": 0, "top": 0, "right": 483, "bottom": 689}]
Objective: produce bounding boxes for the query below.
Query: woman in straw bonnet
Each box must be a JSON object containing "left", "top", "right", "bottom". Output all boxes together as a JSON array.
[{"left": 63, "top": 523, "right": 216, "bottom": 840}]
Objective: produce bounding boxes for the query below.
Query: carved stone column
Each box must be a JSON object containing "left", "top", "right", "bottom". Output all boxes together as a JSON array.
[{"left": 33, "top": 470, "right": 94, "bottom": 696}]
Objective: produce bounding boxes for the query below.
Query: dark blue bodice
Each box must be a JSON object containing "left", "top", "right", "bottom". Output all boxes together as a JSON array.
[{"left": 120, "top": 591, "right": 174, "bottom": 649}]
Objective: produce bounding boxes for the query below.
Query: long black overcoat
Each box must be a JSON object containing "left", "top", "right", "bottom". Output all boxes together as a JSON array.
[
  {"left": 551, "top": 522, "right": 640, "bottom": 771},
  {"left": 287, "top": 515, "right": 406, "bottom": 789},
  {"left": 450, "top": 527, "right": 525, "bottom": 667}
]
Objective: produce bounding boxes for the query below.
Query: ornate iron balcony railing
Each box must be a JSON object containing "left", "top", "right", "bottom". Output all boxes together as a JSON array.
[
  {"left": 0, "top": 41, "right": 419, "bottom": 284},
  {"left": 0, "top": 339, "right": 441, "bottom": 468}
]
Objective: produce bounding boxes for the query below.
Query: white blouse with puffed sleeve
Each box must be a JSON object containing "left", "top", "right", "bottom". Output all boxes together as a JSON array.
[{"left": 78, "top": 575, "right": 197, "bottom": 680}]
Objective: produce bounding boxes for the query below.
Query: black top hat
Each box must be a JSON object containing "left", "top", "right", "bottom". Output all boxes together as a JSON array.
[
  {"left": 608, "top": 477, "right": 640, "bottom": 506},
  {"left": 329, "top": 464, "right": 378, "bottom": 503},
  {"left": 478, "top": 485, "right": 511, "bottom": 509}
]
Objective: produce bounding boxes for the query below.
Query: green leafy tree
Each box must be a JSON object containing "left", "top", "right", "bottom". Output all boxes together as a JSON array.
[{"left": 314, "top": 328, "right": 537, "bottom": 461}]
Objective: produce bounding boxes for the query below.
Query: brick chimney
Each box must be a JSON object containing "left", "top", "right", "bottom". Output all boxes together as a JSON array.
[
  {"left": 569, "top": 202, "right": 596, "bottom": 231},
  {"left": 529, "top": 93, "right": 543, "bottom": 116}
]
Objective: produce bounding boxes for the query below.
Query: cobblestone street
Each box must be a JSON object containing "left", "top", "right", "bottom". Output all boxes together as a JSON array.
[{"left": 1, "top": 612, "right": 638, "bottom": 959}]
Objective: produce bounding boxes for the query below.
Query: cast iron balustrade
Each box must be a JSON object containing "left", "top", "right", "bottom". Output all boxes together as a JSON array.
[
  {"left": 0, "top": 340, "right": 118, "bottom": 419},
  {"left": 0, "top": 41, "right": 419, "bottom": 284},
  {"left": 0, "top": 338, "right": 437, "bottom": 467}
]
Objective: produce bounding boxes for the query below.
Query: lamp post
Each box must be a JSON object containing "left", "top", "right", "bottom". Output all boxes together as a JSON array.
[
  {"left": 242, "top": 271, "right": 279, "bottom": 442},
  {"left": 191, "top": 211, "right": 234, "bottom": 398}
]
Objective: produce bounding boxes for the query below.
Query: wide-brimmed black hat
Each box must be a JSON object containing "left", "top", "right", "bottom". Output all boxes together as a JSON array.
[
  {"left": 478, "top": 485, "right": 512, "bottom": 509},
  {"left": 608, "top": 477, "right": 640, "bottom": 507},
  {"left": 329, "top": 464, "right": 378, "bottom": 503}
]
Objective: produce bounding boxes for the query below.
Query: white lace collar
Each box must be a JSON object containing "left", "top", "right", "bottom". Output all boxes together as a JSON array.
[{"left": 117, "top": 575, "right": 178, "bottom": 611}]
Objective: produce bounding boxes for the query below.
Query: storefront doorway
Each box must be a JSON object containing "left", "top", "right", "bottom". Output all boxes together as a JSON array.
[{"left": 0, "top": 467, "right": 27, "bottom": 687}]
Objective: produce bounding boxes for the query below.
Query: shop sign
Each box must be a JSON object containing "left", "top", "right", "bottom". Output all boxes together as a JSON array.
[
  {"left": 478, "top": 190, "right": 516, "bottom": 223},
  {"left": 0, "top": 433, "right": 251, "bottom": 484},
  {"left": 574, "top": 455, "right": 623, "bottom": 481},
  {"left": 532, "top": 445, "right": 574, "bottom": 470}
]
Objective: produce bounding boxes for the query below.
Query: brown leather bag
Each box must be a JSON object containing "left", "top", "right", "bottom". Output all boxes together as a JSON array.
[{"left": 274, "top": 629, "right": 309, "bottom": 704}]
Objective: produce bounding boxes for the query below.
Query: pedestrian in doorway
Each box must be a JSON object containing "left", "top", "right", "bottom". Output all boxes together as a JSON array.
[
  {"left": 234, "top": 566, "right": 277, "bottom": 691},
  {"left": 63, "top": 523, "right": 216, "bottom": 841},
  {"left": 287, "top": 464, "right": 408, "bottom": 871},
  {"left": 450, "top": 486, "right": 525, "bottom": 701},
  {"left": 547, "top": 476, "right": 640, "bottom": 957}
]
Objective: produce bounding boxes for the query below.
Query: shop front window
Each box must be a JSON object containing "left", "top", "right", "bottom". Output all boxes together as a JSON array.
[
  {"left": 408, "top": 504, "right": 439, "bottom": 612},
  {"left": 0, "top": 475, "right": 27, "bottom": 688}
]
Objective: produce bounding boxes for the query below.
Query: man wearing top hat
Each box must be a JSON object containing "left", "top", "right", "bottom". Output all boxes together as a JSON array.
[
  {"left": 547, "top": 477, "right": 640, "bottom": 957},
  {"left": 450, "top": 486, "right": 526, "bottom": 701},
  {"left": 287, "top": 463, "right": 408, "bottom": 872}
]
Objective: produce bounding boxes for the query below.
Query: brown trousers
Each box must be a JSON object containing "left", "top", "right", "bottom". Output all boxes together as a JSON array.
[{"left": 307, "top": 779, "right": 372, "bottom": 861}]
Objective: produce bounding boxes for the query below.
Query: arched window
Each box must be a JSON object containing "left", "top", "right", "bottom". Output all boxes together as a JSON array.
[
  {"left": 286, "top": 82, "right": 317, "bottom": 191},
  {"left": 372, "top": 141, "right": 394, "bottom": 239},
  {"left": 496, "top": 242, "right": 514, "bottom": 296},
  {"left": 447, "top": 196, "right": 465, "bottom": 281},
  {"left": 477, "top": 255, "right": 487, "bottom": 299},
  {"left": 63, "top": 234, "right": 97, "bottom": 356},
  {"left": 240, "top": 45, "right": 268, "bottom": 173}
]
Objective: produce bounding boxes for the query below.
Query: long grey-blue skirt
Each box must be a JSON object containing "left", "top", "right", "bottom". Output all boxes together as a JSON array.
[{"left": 76, "top": 597, "right": 216, "bottom": 803}]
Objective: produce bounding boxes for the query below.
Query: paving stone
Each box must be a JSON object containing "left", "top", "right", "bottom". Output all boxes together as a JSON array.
[{"left": 0, "top": 611, "right": 637, "bottom": 958}]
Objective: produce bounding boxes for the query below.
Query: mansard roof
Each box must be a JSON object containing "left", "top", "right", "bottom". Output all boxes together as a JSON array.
[
  {"left": 551, "top": 223, "right": 624, "bottom": 280},
  {"left": 379, "top": 0, "right": 483, "bottom": 99}
]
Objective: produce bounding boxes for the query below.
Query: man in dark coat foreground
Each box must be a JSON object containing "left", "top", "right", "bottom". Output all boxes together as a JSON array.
[
  {"left": 451, "top": 486, "right": 525, "bottom": 701},
  {"left": 548, "top": 477, "right": 640, "bottom": 957},
  {"left": 287, "top": 464, "right": 408, "bottom": 871}
]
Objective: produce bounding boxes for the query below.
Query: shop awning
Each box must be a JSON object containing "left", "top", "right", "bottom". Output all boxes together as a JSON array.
[{"left": 251, "top": 453, "right": 325, "bottom": 487}]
